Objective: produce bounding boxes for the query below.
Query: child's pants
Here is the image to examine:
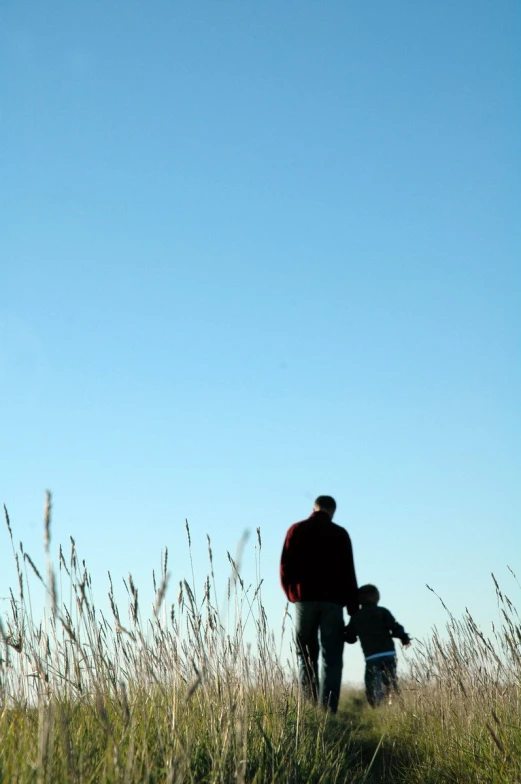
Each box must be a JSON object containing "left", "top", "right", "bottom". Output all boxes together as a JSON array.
[{"left": 365, "top": 654, "right": 397, "bottom": 707}]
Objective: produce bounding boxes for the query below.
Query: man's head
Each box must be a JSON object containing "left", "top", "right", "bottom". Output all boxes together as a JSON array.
[
  {"left": 359, "top": 584, "right": 380, "bottom": 606},
  {"left": 313, "top": 495, "right": 337, "bottom": 518}
]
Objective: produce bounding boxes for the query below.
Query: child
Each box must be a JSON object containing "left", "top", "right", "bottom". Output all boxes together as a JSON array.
[{"left": 344, "top": 584, "right": 411, "bottom": 707}]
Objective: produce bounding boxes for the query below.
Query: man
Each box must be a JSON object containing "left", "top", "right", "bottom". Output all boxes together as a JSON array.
[{"left": 280, "top": 495, "right": 358, "bottom": 713}]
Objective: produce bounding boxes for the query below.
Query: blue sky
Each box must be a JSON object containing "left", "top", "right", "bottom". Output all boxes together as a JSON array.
[{"left": 1, "top": 0, "right": 519, "bottom": 683}]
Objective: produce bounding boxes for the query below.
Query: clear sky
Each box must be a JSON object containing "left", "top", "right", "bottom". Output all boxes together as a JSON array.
[{"left": 1, "top": 0, "right": 519, "bottom": 684}]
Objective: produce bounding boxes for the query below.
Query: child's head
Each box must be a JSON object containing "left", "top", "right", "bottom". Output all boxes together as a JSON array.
[{"left": 359, "top": 584, "right": 380, "bottom": 606}]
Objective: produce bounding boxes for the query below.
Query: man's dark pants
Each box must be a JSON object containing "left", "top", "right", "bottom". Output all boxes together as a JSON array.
[
  {"left": 364, "top": 655, "right": 397, "bottom": 707},
  {"left": 294, "top": 601, "right": 344, "bottom": 713}
]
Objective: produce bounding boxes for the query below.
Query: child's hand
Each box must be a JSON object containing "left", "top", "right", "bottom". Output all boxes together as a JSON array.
[{"left": 343, "top": 625, "right": 357, "bottom": 645}]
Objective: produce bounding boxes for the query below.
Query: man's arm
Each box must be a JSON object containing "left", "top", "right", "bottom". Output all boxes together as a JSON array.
[
  {"left": 280, "top": 525, "right": 297, "bottom": 601},
  {"left": 343, "top": 531, "right": 359, "bottom": 616}
]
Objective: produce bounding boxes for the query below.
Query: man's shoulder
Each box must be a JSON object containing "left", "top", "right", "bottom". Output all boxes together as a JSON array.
[
  {"left": 330, "top": 521, "right": 349, "bottom": 536},
  {"left": 284, "top": 519, "right": 305, "bottom": 539},
  {"left": 284, "top": 518, "right": 350, "bottom": 543},
  {"left": 328, "top": 521, "right": 351, "bottom": 545},
  {"left": 286, "top": 515, "right": 318, "bottom": 530}
]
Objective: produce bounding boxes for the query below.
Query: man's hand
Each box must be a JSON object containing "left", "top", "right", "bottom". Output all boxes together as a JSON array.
[{"left": 343, "top": 625, "right": 357, "bottom": 645}]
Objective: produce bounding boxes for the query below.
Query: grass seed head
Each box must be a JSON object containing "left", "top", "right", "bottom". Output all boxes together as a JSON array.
[{"left": 43, "top": 490, "right": 52, "bottom": 553}]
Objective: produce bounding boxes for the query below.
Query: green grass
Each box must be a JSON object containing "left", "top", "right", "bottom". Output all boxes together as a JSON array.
[
  {"left": 338, "top": 580, "right": 521, "bottom": 784},
  {"left": 1, "top": 494, "right": 520, "bottom": 783}
]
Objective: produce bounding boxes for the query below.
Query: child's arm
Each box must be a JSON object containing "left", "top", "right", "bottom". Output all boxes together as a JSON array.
[
  {"left": 391, "top": 621, "right": 411, "bottom": 646},
  {"left": 384, "top": 610, "right": 411, "bottom": 646}
]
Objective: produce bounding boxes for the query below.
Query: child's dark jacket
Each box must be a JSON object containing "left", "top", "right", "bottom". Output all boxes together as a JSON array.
[{"left": 344, "top": 605, "right": 410, "bottom": 658}]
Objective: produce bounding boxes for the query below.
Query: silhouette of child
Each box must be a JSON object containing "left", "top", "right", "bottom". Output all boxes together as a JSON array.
[{"left": 344, "top": 584, "right": 411, "bottom": 707}]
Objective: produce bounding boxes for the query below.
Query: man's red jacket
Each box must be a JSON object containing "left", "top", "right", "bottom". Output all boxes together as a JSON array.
[{"left": 280, "top": 510, "right": 359, "bottom": 616}]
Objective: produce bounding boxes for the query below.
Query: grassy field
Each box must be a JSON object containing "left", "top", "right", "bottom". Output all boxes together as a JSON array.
[{"left": 1, "top": 494, "right": 520, "bottom": 783}]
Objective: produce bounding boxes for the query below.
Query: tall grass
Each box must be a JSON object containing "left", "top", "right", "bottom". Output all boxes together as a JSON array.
[
  {"left": 0, "top": 495, "right": 365, "bottom": 783},
  {"left": 365, "top": 575, "right": 521, "bottom": 783},
  {"left": 1, "top": 494, "right": 520, "bottom": 783}
]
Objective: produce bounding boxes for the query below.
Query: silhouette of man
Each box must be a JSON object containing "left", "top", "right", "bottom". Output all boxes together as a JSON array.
[{"left": 280, "top": 495, "right": 358, "bottom": 713}]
